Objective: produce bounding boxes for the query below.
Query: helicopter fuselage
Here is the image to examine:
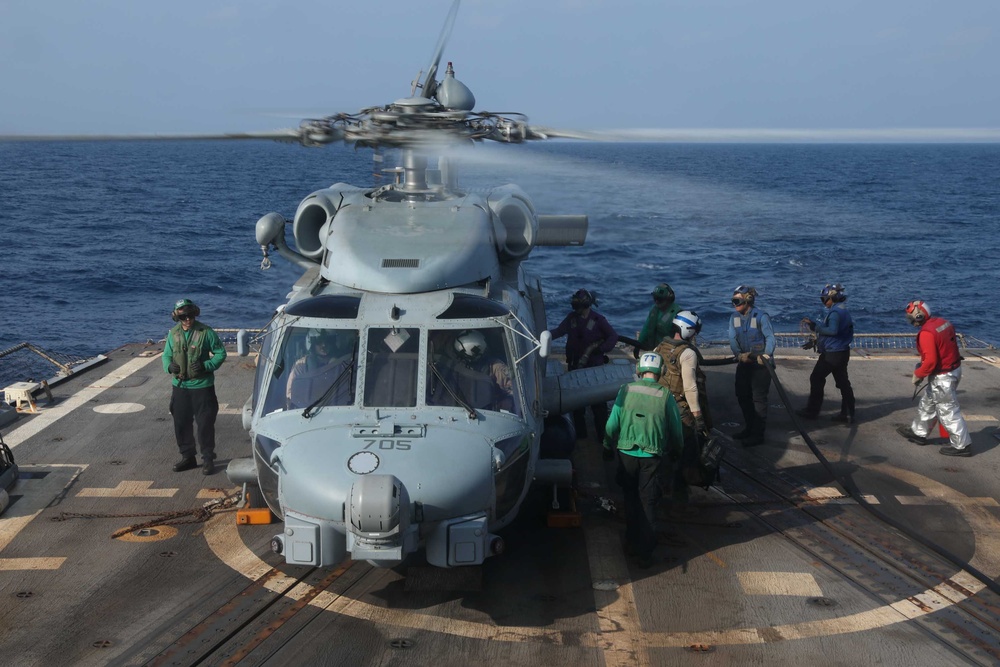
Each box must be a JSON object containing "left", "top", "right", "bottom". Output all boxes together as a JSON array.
[{"left": 243, "top": 183, "right": 559, "bottom": 568}]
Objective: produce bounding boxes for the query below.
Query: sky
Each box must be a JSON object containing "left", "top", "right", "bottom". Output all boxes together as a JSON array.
[{"left": 1, "top": 0, "right": 999, "bottom": 140}]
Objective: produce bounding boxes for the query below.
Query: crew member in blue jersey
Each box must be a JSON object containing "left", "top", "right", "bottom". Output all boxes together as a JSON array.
[
  {"left": 163, "top": 299, "right": 227, "bottom": 475},
  {"left": 636, "top": 283, "right": 681, "bottom": 355},
  {"left": 549, "top": 289, "right": 619, "bottom": 439},
  {"left": 728, "top": 285, "right": 776, "bottom": 447},
  {"left": 796, "top": 284, "right": 856, "bottom": 423},
  {"left": 603, "top": 352, "right": 684, "bottom": 568}
]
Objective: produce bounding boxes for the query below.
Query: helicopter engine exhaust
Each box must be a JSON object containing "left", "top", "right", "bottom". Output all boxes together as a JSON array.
[
  {"left": 292, "top": 185, "right": 359, "bottom": 261},
  {"left": 487, "top": 185, "right": 538, "bottom": 261}
]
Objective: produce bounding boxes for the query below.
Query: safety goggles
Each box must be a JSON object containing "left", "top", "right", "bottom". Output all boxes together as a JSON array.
[
  {"left": 732, "top": 298, "right": 747, "bottom": 306},
  {"left": 178, "top": 312, "right": 196, "bottom": 321}
]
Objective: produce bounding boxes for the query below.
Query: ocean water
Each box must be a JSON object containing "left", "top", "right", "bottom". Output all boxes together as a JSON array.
[{"left": 1, "top": 141, "right": 998, "bottom": 364}]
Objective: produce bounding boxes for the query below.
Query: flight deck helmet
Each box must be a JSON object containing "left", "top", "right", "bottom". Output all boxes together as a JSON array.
[
  {"left": 732, "top": 285, "right": 757, "bottom": 307},
  {"left": 171, "top": 298, "right": 200, "bottom": 322},
  {"left": 821, "top": 283, "right": 847, "bottom": 303},
  {"left": 454, "top": 330, "right": 488, "bottom": 362},
  {"left": 651, "top": 283, "right": 675, "bottom": 306},
  {"left": 307, "top": 329, "right": 340, "bottom": 355},
  {"left": 570, "top": 289, "right": 595, "bottom": 311},
  {"left": 905, "top": 301, "right": 931, "bottom": 327},
  {"left": 673, "top": 310, "right": 703, "bottom": 341},
  {"left": 637, "top": 352, "right": 664, "bottom": 378}
]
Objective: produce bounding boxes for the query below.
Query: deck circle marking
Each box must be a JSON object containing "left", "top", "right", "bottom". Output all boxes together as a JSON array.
[
  {"left": 204, "top": 510, "right": 985, "bottom": 649},
  {"left": 93, "top": 403, "right": 145, "bottom": 414},
  {"left": 116, "top": 525, "right": 178, "bottom": 542}
]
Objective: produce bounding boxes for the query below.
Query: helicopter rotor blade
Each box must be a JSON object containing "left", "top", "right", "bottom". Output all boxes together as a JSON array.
[
  {"left": 0, "top": 127, "right": 344, "bottom": 146},
  {"left": 418, "top": 0, "right": 461, "bottom": 100},
  {"left": 570, "top": 127, "right": 1000, "bottom": 142},
  {"left": 522, "top": 125, "right": 600, "bottom": 142}
]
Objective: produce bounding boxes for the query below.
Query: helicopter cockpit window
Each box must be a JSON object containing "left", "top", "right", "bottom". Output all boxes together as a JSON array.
[
  {"left": 261, "top": 326, "right": 359, "bottom": 415},
  {"left": 436, "top": 294, "right": 511, "bottom": 319},
  {"left": 426, "top": 327, "right": 519, "bottom": 415},
  {"left": 284, "top": 295, "right": 361, "bottom": 319},
  {"left": 363, "top": 327, "right": 420, "bottom": 408}
]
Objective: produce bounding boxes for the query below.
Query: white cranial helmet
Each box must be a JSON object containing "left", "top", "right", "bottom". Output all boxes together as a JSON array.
[
  {"left": 673, "top": 310, "right": 702, "bottom": 341},
  {"left": 453, "top": 330, "right": 487, "bottom": 361}
]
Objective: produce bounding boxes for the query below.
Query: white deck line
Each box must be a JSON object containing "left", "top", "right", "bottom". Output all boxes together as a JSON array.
[{"left": 3, "top": 355, "right": 161, "bottom": 449}]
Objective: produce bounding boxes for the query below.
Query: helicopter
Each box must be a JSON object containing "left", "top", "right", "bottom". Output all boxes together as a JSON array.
[
  {"left": 218, "top": 0, "right": 640, "bottom": 570},
  {"left": 3, "top": 0, "right": 637, "bottom": 570}
]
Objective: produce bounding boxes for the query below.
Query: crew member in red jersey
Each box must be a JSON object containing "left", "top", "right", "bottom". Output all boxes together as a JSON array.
[{"left": 895, "top": 300, "right": 972, "bottom": 457}]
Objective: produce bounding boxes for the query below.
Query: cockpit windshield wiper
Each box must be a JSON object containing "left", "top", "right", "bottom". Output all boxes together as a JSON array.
[
  {"left": 429, "top": 361, "right": 477, "bottom": 419},
  {"left": 302, "top": 355, "right": 355, "bottom": 419}
]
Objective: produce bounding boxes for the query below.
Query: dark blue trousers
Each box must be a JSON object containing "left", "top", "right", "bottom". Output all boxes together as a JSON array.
[
  {"left": 169, "top": 385, "right": 219, "bottom": 461},
  {"left": 616, "top": 452, "right": 662, "bottom": 559}
]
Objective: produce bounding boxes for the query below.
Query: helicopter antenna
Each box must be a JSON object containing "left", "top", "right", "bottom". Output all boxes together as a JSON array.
[{"left": 416, "top": 0, "right": 461, "bottom": 100}]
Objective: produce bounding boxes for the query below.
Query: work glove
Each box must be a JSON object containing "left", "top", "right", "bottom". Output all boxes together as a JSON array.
[
  {"left": 694, "top": 415, "right": 707, "bottom": 435},
  {"left": 167, "top": 361, "right": 181, "bottom": 375},
  {"left": 801, "top": 339, "right": 816, "bottom": 351},
  {"left": 190, "top": 359, "right": 205, "bottom": 376},
  {"left": 632, "top": 347, "right": 641, "bottom": 360},
  {"left": 911, "top": 373, "right": 922, "bottom": 386},
  {"left": 757, "top": 353, "right": 772, "bottom": 366},
  {"left": 738, "top": 352, "right": 752, "bottom": 363},
  {"left": 801, "top": 317, "right": 816, "bottom": 331}
]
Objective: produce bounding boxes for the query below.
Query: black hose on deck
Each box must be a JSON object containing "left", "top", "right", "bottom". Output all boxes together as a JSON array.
[
  {"left": 761, "top": 359, "right": 1000, "bottom": 598},
  {"left": 616, "top": 334, "right": 737, "bottom": 366}
]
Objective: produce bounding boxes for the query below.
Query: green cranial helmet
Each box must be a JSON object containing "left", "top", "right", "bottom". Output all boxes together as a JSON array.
[
  {"left": 171, "top": 298, "right": 200, "bottom": 321},
  {"left": 651, "top": 283, "right": 675, "bottom": 305},
  {"left": 637, "top": 352, "right": 664, "bottom": 377}
]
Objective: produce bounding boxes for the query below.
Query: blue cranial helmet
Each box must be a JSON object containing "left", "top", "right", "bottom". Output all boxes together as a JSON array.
[{"left": 821, "top": 283, "right": 846, "bottom": 303}]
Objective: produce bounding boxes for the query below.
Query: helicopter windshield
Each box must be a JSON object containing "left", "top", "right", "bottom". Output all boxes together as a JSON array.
[
  {"left": 426, "top": 327, "right": 519, "bottom": 415},
  {"left": 363, "top": 327, "right": 421, "bottom": 407},
  {"left": 262, "top": 326, "right": 359, "bottom": 415}
]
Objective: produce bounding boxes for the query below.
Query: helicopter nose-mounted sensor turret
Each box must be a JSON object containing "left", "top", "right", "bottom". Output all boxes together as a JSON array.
[{"left": 347, "top": 474, "right": 418, "bottom": 564}]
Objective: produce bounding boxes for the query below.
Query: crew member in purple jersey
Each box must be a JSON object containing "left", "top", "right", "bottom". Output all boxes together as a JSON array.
[{"left": 549, "top": 289, "right": 619, "bottom": 440}]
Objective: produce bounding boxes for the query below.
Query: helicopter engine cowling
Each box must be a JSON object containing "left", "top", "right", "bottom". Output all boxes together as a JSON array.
[
  {"left": 292, "top": 185, "right": 360, "bottom": 261},
  {"left": 487, "top": 186, "right": 538, "bottom": 262}
]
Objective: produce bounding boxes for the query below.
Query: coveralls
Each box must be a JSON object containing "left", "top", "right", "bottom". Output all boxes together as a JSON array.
[{"left": 910, "top": 317, "right": 971, "bottom": 450}]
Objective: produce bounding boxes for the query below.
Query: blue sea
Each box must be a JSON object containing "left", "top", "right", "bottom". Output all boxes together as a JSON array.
[{"left": 1, "top": 141, "right": 999, "bottom": 364}]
